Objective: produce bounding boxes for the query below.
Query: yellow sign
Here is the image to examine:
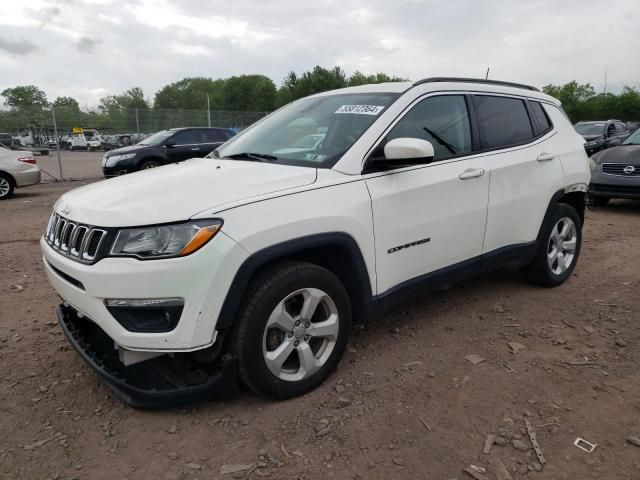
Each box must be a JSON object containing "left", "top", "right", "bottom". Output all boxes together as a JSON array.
[{"left": 72, "top": 127, "right": 84, "bottom": 134}]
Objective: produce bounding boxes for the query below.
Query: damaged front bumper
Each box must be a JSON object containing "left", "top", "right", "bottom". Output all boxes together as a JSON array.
[{"left": 57, "top": 303, "right": 237, "bottom": 409}]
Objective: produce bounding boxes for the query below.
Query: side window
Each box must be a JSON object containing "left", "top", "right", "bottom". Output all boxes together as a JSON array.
[
  {"left": 606, "top": 123, "right": 616, "bottom": 136},
  {"left": 171, "top": 130, "right": 199, "bottom": 145},
  {"left": 615, "top": 122, "right": 627, "bottom": 133},
  {"left": 385, "top": 95, "right": 472, "bottom": 161},
  {"left": 529, "top": 101, "right": 552, "bottom": 136},
  {"left": 202, "top": 130, "right": 228, "bottom": 142},
  {"left": 474, "top": 95, "right": 534, "bottom": 149}
]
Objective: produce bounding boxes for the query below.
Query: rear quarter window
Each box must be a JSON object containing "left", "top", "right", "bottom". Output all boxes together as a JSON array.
[
  {"left": 529, "top": 101, "right": 553, "bottom": 136},
  {"left": 474, "top": 95, "right": 534, "bottom": 149}
]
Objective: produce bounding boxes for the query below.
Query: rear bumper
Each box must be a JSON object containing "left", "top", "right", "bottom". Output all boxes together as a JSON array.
[
  {"left": 14, "top": 168, "right": 41, "bottom": 188},
  {"left": 58, "top": 304, "right": 237, "bottom": 409}
]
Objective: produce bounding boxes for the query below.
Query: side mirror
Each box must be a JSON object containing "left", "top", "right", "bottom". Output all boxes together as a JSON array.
[
  {"left": 164, "top": 139, "right": 177, "bottom": 148},
  {"left": 608, "top": 138, "right": 622, "bottom": 147},
  {"left": 382, "top": 137, "right": 435, "bottom": 165}
]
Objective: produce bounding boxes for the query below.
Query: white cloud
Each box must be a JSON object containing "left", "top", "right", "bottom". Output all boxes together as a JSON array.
[{"left": 0, "top": 0, "right": 638, "bottom": 107}]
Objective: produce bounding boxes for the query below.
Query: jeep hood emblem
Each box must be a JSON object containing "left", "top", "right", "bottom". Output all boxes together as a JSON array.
[{"left": 61, "top": 205, "right": 72, "bottom": 215}]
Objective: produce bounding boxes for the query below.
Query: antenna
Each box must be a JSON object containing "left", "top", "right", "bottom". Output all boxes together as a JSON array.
[{"left": 485, "top": 67, "right": 490, "bottom": 80}]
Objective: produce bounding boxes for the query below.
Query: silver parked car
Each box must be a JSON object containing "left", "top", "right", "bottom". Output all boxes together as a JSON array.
[{"left": 0, "top": 145, "right": 41, "bottom": 200}]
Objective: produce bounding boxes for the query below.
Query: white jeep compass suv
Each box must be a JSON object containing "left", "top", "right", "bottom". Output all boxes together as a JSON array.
[{"left": 41, "top": 78, "right": 590, "bottom": 407}]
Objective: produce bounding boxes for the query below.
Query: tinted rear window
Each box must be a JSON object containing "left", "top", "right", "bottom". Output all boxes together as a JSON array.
[
  {"left": 474, "top": 95, "right": 534, "bottom": 149},
  {"left": 529, "top": 101, "right": 552, "bottom": 135}
]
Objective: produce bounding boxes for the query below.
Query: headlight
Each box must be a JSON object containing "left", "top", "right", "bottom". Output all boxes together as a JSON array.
[
  {"left": 585, "top": 141, "right": 598, "bottom": 147},
  {"left": 105, "top": 153, "right": 136, "bottom": 167},
  {"left": 110, "top": 220, "right": 222, "bottom": 259},
  {"left": 590, "top": 158, "right": 598, "bottom": 172}
]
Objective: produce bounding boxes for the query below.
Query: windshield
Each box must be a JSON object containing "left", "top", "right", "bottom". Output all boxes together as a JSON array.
[
  {"left": 622, "top": 129, "right": 640, "bottom": 145},
  {"left": 212, "top": 93, "right": 400, "bottom": 168},
  {"left": 575, "top": 123, "right": 605, "bottom": 136},
  {"left": 138, "top": 130, "right": 174, "bottom": 146}
]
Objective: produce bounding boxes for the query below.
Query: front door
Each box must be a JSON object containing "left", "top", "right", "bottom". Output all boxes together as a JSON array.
[
  {"left": 166, "top": 130, "right": 202, "bottom": 163},
  {"left": 364, "top": 94, "right": 489, "bottom": 294}
]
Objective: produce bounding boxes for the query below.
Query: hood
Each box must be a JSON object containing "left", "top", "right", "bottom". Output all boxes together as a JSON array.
[
  {"left": 105, "top": 144, "right": 150, "bottom": 155},
  {"left": 54, "top": 158, "right": 318, "bottom": 227},
  {"left": 593, "top": 144, "right": 640, "bottom": 164},
  {"left": 582, "top": 134, "right": 603, "bottom": 141}
]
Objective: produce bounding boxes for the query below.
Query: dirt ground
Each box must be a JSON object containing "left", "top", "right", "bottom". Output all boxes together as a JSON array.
[{"left": 1, "top": 181, "right": 640, "bottom": 480}]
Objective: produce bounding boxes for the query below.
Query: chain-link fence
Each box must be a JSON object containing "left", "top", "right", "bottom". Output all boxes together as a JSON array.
[{"left": 0, "top": 107, "right": 268, "bottom": 181}]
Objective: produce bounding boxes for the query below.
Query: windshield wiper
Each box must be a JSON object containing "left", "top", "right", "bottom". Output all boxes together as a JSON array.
[
  {"left": 423, "top": 127, "right": 457, "bottom": 155},
  {"left": 225, "top": 152, "right": 279, "bottom": 162}
]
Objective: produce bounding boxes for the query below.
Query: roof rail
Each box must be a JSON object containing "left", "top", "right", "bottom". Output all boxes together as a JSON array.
[{"left": 412, "top": 77, "right": 540, "bottom": 92}]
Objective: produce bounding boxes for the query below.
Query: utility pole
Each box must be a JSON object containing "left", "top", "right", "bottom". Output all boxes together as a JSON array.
[
  {"left": 51, "top": 108, "right": 63, "bottom": 181},
  {"left": 603, "top": 65, "right": 608, "bottom": 95},
  {"left": 207, "top": 94, "right": 211, "bottom": 127},
  {"left": 135, "top": 108, "right": 140, "bottom": 137}
]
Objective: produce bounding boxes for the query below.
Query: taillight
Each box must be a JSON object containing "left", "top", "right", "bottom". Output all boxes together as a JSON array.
[{"left": 18, "top": 157, "right": 36, "bottom": 165}]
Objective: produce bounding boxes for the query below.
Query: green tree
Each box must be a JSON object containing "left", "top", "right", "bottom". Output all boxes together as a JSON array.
[
  {"left": 276, "top": 67, "right": 407, "bottom": 106},
  {"left": 347, "top": 71, "right": 408, "bottom": 86},
  {"left": 52, "top": 96, "right": 80, "bottom": 111},
  {"left": 1, "top": 85, "right": 48, "bottom": 109},
  {"left": 542, "top": 81, "right": 596, "bottom": 122},
  {"left": 223, "top": 75, "right": 277, "bottom": 111},
  {"left": 99, "top": 87, "right": 149, "bottom": 113},
  {"left": 154, "top": 77, "right": 226, "bottom": 110}
]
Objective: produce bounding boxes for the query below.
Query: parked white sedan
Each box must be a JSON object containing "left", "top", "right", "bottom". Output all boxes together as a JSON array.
[{"left": 0, "top": 145, "right": 41, "bottom": 200}]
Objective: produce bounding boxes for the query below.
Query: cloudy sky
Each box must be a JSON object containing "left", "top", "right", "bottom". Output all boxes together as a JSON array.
[{"left": 1, "top": 0, "right": 638, "bottom": 108}]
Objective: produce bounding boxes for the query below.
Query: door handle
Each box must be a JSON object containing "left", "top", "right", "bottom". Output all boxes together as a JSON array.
[
  {"left": 191, "top": 147, "right": 201, "bottom": 151},
  {"left": 537, "top": 152, "right": 555, "bottom": 162},
  {"left": 458, "top": 168, "right": 485, "bottom": 180}
]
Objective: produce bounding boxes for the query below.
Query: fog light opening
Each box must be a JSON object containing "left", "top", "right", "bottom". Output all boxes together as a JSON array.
[{"left": 105, "top": 298, "right": 184, "bottom": 333}]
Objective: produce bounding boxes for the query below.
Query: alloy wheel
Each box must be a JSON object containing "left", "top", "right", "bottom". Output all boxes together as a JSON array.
[
  {"left": 262, "top": 288, "right": 339, "bottom": 382},
  {"left": 0, "top": 177, "right": 10, "bottom": 197},
  {"left": 547, "top": 217, "right": 577, "bottom": 275}
]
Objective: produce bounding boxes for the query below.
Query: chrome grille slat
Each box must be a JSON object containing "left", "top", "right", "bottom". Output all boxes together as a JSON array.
[
  {"left": 601, "top": 163, "right": 640, "bottom": 177},
  {"left": 82, "top": 229, "right": 106, "bottom": 260},
  {"left": 54, "top": 219, "right": 66, "bottom": 246},
  {"left": 44, "top": 212, "right": 107, "bottom": 263},
  {"left": 61, "top": 223, "right": 76, "bottom": 251}
]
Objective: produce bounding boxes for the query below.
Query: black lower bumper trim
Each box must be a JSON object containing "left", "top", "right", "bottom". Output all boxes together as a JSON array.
[{"left": 57, "top": 304, "right": 237, "bottom": 409}]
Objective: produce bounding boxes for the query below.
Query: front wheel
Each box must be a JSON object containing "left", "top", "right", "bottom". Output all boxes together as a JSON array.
[
  {"left": 523, "top": 204, "right": 582, "bottom": 287},
  {"left": 234, "top": 261, "right": 351, "bottom": 399},
  {"left": 139, "top": 160, "right": 161, "bottom": 170}
]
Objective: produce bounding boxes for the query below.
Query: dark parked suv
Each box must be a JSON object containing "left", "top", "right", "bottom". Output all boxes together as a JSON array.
[
  {"left": 589, "top": 127, "right": 640, "bottom": 205},
  {"left": 574, "top": 120, "right": 629, "bottom": 156},
  {"left": 102, "top": 127, "right": 235, "bottom": 177}
]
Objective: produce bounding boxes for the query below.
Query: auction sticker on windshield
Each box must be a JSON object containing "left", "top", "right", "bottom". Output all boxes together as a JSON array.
[{"left": 335, "top": 105, "right": 385, "bottom": 115}]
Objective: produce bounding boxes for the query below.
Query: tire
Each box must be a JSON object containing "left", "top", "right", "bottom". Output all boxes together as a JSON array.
[
  {"left": 0, "top": 172, "right": 15, "bottom": 200},
  {"left": 523, "top": 203, "right": 582, "bottom": 287},
  {"left": 590, "top": 196, "right": 609, "bottom": 207},
  {"left": 139, "top": 160, "right": 161, "bottom": 170},
  {"left": 234, "top": 261, "right": 352, "bottom": 399}
]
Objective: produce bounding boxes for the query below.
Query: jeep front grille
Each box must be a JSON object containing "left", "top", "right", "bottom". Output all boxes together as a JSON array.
[
  {"left": 601, "top": 163, "right": 640, "bottom": 177},
  {"left": 45, "top": 213, "right": 107, "bottom": 263}
]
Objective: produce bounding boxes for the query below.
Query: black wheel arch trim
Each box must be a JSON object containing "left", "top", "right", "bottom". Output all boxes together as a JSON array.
[
  {"left": 215, "top": 232, "right": 373, "bottom": 330},
  {"left": 537, "top": 187, "right": 586, "bottom": 244}
]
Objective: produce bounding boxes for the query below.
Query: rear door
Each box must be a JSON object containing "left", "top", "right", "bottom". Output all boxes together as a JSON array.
[
  {"left": 364, "top": 94, "right": 489, "bottom": 294},
  {"left": 200, "top": 129, "right": 231, "bottom": 155},
  {"left": 476, "top": 95, "right": 565, "bottom": 254}
]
